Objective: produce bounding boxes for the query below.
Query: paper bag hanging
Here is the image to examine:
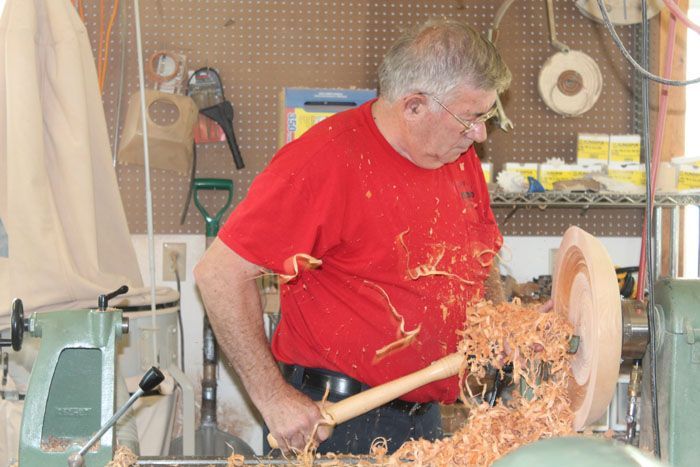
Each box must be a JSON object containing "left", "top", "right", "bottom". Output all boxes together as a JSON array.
[{"left": 117, "top": 90, "right": 199, "bottom": 176}]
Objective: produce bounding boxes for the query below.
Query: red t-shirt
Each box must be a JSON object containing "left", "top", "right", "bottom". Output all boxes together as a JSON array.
[{"left": 219, "top": 99, "right": 502, "bottom": 403}]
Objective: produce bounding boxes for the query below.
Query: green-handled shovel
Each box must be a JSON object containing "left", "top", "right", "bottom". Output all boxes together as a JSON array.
[{"left": 170, "top": 178, "right": 255, "bottom": 457}]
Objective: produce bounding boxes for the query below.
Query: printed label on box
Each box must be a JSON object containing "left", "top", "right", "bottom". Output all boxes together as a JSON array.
[
  {"left": 608, "top": 167, "right": 646, "bottom": 187},
  {"left": 610, "top": 135, "right": 641, "bottom": 163},
  {"left": 289, "top": 108, "right": 335, "bottom": 140},
  {"left": 539, "top": 164, "right": 601, "bottom": 190},
  {"left": 540, "top": 170, "right": 591, "bottom": 190},
  {"left": 279, "top": 88, "right": 377, "bottom": 147},
  {"left": 678, "top": 165, "right": 700, "bottom": 191},
  {"left": 577, "top": 134, "right": 610, "bottom": 164},
  {"left": 504, "top": 163, "right": 538, "bottom": 180}
]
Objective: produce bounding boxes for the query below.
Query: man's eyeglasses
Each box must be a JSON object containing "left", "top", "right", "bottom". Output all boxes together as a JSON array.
[{"left": 427, "top": 94, "right": 498, "bottom": 134}]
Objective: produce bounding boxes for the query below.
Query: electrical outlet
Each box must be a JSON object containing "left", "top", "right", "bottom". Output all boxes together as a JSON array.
[{"left": 163, "top": 242, "right": 186, "bottom": 281}]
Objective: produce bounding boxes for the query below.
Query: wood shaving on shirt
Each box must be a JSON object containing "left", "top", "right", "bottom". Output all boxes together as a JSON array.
[
  {"left": 279, "top": 253, "right": 323, "bottom": 283},
  {"left": 398, "top": 229, "right": 474, "bottom": 285},
  {"left": 363, "top": 280, "right": 421, "bottom": 362}
]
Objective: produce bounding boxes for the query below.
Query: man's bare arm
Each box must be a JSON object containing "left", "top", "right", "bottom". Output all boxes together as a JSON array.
[{"left": 193, "top": 238, "right": 329, "bottom": 450}]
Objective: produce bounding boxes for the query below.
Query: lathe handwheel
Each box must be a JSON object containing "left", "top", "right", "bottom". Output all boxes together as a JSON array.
[
  {"left": 553, "top": 226, "right": 622, "bottom": 431},
  {"left": 11, "top": 298, "right": 24, "bottom": 351}
]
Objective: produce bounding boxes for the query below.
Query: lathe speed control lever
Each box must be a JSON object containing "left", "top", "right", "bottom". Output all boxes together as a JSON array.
[
  {"left": 97, "top": 285, "right": 129, "bottom": 311},
  {"left": 67, "top": 366, "right": 165, "bottom": 467}
]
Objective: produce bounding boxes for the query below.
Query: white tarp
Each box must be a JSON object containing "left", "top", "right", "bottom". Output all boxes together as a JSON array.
[
  {"left": 0, "top": 0, "right": 143, "bottom": 326},
  {"left": 0, "top": 398, "right": 22, "bottom": 465}
]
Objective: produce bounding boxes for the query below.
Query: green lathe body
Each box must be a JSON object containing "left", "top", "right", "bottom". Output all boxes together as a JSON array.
[
  {"left": 648, "top": 278, "right": 700, "bottom": 467},
  {"left": 19, "top": 307, "right": 124, "bottom": 467},
  {"left": 493, "top": 437, "right": 664, "bottom": 466}
]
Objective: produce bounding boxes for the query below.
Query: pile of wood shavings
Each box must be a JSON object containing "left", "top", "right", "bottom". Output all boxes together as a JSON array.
[
  {"left": 226, "top": 451, "right": 246, "bottom": 466},
  {"left": 106, "top": 445, "right": 138, "bottom": 466},
  {"left": 387, "top": 299, "right": 575, "bottom": 466},
  {"left": 103, "top": 445, "right": 250, "bottom": 467}
]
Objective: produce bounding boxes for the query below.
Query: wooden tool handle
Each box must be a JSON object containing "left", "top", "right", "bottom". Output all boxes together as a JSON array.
[
  {"left": 267, "top": 352, "right": 463, "bottom": 449},
  {"left": 323, "top": 352, "right": 463, "bottom": 424}
]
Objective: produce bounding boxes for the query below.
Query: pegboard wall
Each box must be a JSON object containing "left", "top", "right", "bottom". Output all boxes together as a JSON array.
[{"left": 83, "top": 0, "right": 654, "bottom": 237}]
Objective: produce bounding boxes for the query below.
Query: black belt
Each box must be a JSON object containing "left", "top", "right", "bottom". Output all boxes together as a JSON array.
[{"left": 280, "top": 363, "right": 432, "bottom": 416}]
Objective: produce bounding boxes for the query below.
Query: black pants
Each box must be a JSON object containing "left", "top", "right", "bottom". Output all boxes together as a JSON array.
[{"left": 262, "top": 365, "right": 443, "bottom": 455}]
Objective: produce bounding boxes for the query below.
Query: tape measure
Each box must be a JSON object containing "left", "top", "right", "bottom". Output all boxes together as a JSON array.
[{"left": 146, "top": 50, "right": 184, "bottom": 84}]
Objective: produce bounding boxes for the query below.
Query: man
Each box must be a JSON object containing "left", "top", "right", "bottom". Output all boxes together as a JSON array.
[{"left": 194, "top": 18, "right": 511, "bottom": 455}]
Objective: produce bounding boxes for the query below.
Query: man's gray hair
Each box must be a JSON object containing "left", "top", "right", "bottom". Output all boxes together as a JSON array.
[{"left": 378, "top": 19, "right": 511, "bottom": 102}]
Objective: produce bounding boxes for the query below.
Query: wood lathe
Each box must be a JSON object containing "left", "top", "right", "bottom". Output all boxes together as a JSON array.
[{"left": 10, "top": 227, "right": 700, "bottom": 466}]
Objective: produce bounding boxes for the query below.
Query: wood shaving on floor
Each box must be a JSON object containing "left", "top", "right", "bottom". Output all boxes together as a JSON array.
[{"left": 106, "top": 445, "right": 138, "bottom": 466}]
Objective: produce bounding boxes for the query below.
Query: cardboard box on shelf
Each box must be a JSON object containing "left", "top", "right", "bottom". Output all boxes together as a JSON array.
[
  {"left": 607, "top": 163, "right": 646, "bottom": 188},
  {"left": 503, "top": 162, "right": 539, "bottom": 180},
  {"left": 677, "top": 164, "right": 700, "bottom": 191},
  {"left": 657, "top": 163, "right": 677, "bottom": 192},
  {"left": 539, "top": 163, "right": 603, "bottom": 190},
  {"left": 610, "top": 134, "right": 641, "bottom": 164},
  {"left": 278, "top": 88, "right": 376, "bottom": 148},
  {"left": 577, "top": 133, "right": 610, "bottom": 166}
]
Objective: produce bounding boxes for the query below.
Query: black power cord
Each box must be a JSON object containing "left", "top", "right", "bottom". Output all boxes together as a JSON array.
[
  {"left": 595, "top": 0, "right": 667, "bottom": 456},
  {"left": 596, "top": 0, "right": 700, "bottom": 86},
  {"left": 170, "top": 250, "right": 186, "bottom": 373},
  {"left": 640, "top": 0, "right": 661, "bottom": 457}
]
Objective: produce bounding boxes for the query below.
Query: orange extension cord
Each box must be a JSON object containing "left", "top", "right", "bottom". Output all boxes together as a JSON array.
[
  {"left": 99, "top": 0, "right": 121, "bottom": 90},
  {"left": 72, "top": 0, "right": 121, "bottom": 93},
  {"left": 98, "top": 0, "right": 105, "bottom": 82},
  {"left": 72, "top": 0, "right": 85, "bottom": 21},
  {"left": 636, "top": 3, "right": 679, "bottom": 300}
]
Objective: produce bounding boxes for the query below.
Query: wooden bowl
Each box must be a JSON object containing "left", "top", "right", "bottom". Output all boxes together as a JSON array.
[{"left": 553, "top": 226, "right": 622, "bottom": 430}]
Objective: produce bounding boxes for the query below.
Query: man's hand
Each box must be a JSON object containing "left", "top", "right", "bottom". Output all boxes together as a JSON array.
[{"left": 262, "top": 383, "right": 332, "bottom": 452}]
